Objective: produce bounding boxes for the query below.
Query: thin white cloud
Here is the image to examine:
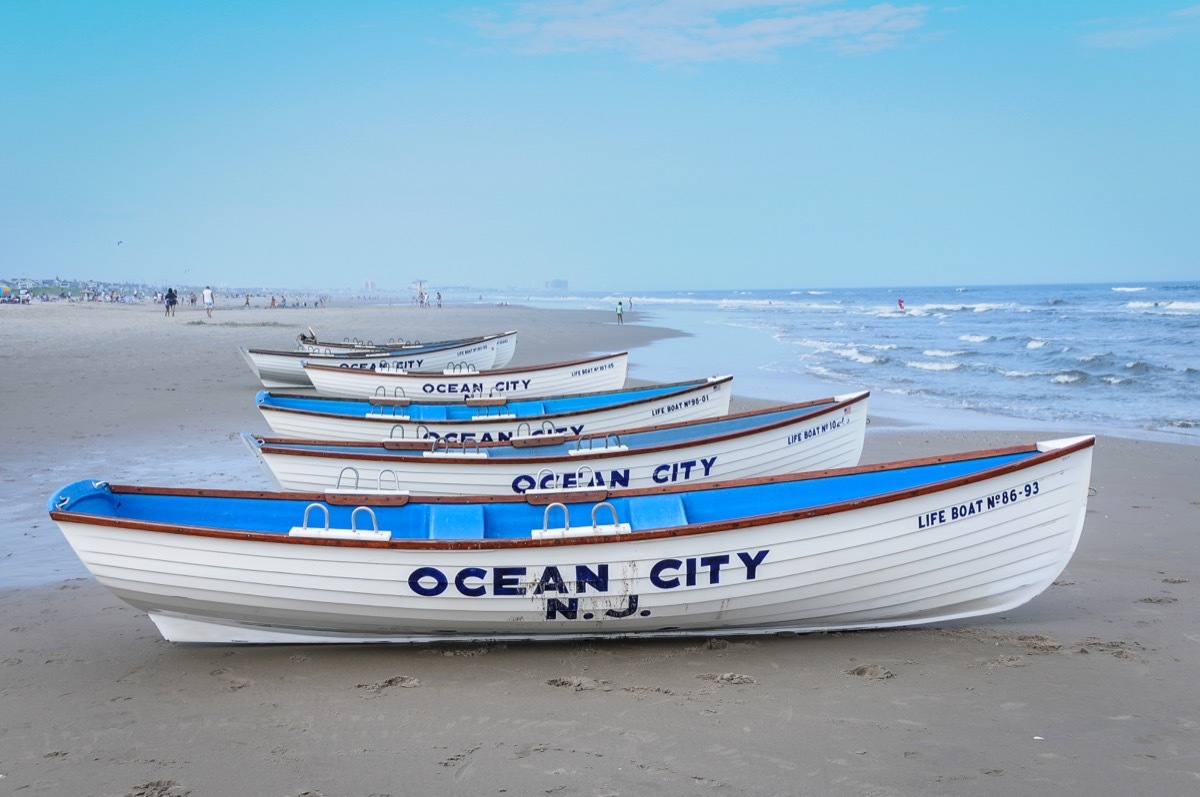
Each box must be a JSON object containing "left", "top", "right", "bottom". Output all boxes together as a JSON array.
[
  {"left": 1077, "top": 4, "right": 1200, "bottom": 49},
  {"left": 464, "top": 1, "right": 931, "bottom": 63}
]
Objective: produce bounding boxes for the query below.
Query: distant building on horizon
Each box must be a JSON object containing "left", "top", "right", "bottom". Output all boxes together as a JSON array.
[{"left": 545, "top": 279, "right": 568, "bottom": 292}]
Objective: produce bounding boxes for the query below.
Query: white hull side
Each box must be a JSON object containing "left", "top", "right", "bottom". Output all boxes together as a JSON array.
[
  {"left": 54, "top": 445, "right": 1091, "bottom": 644},
  {"left": 299, "top": 332, "right": 517, "bottom": 362},
  {"left": 242, "top": 339, "right": 500, "bottom": 389},
  {"left": 304, "top": 353, "right": 629, "bottom": 401},
  {"left": 491, "top": 333, "right": 516, "bottom": 368},
  {"left": 255, "top": 397, "right": 867, "bottom": 495},
  {"left": 257, "top": 379, "right": 733, "bottom": 442}
]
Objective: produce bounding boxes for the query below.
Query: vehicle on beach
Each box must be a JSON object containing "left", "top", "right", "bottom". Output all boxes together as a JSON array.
[
  {"left": 302, "top": 351, "right": 629, "bottom": 401},
  {"left": 243, "top": 391, "right": 869, "bottom": 495},
  {"left": 254, "top": 375, "right": 736, "bottom": 442},
  {"left": 47, "top": 435, "right": 1094, "bottom": 645}
]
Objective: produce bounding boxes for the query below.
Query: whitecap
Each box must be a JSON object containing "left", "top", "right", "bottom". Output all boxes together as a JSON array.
[
  {"left": 1027, "top": 340, "right": 1048, "bottom": 350},
  {"left": 1112, "top": 286, "right": 1147, "bottom": 292},
  {"left": 923, "top": 349, "right": 967, "bottom": 357},
  {"left": 906, "top": 361, "right": 960, "bottom": 371},
  {"left": 1051, "top": 372, "right": 1086, "bottom": 384},
  {"left": 1126, "top": 300, "right": 1200, "bottom": 313},
  {"left": 834, "top": 347, "right": 879, "bottom": 365},
  {"left": 959, "top": 334, "right": 990, "bottom": 343}
]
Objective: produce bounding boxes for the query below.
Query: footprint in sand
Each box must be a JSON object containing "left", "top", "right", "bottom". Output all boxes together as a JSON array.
[
  {"left": 126, "top": 780, "right": 190, "bottom": 797},
  {"left": 847, "top": 664, "right": 895, "bottom": 680},
  {"left": 698, "top": 672, "right": 757, "bottom": 685},
  {"left": 546, "top": 676, "right": 611, "bottom": 691},
  {"left": 356, "top": 674, "right": 421, "bottom": 695}
]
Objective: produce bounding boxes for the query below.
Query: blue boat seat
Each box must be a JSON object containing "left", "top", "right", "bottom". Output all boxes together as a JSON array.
[
  {"left": 628, "top": 495, "right": 688, "bottom": 531},
  {"left": 427, "top": 504, "right": 485, "bottom": 539}
]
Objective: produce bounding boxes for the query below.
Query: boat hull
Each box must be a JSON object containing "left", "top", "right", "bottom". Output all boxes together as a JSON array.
[
  {"left": 49, "top": 437, "right": 1094, "bottom": 644},
  {"left": 303, "top": 352, "right": 629, "bottom": 401},
  {"left": 297, "top": 330, "right": 517, "bottom": 371},
  {"left": 241, "top": 333, "right": 511, "bottom": 389},
  {"left": 248, "top": 392, "right": 869, "bottom": 496},
  {"left": 255, "top": 377, "right": 734, "bottom": 442}
]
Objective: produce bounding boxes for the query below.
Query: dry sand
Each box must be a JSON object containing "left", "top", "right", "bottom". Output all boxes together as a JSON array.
[{"left": 2, "top": 299, "right": 1198, "bottom": 796}]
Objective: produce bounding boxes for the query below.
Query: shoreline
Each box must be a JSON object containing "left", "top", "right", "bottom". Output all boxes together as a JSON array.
[{"left": 2, "top": 300, "right": 1198, "bottom": 795}]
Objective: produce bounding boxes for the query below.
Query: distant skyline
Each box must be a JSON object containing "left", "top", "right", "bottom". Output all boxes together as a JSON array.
[{"left": 3, "top": 2, "right": 1197, "bottom": 292}]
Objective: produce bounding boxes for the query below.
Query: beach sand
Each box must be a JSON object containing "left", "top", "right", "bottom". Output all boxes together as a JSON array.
[{"left": 2, "top": 300, "right": 1198, "bottom": 796}]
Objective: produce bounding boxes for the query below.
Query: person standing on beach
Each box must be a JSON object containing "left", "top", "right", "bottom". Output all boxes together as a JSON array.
[
  {"left": 165, "top": 287, "right": 177, "bottom": 317},
  {"left": 202, "top": 285, "right": 215, "bottom": 318},
  {"left": 616, "top": 301, "right": 624, "bottom": 324}
]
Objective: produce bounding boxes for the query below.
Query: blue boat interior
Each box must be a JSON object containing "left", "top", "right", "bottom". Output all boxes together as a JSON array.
[
  {"left": 49, "top": 449, "right": 1035, "bottom": 541},
  {"left": 261, "top": 401, "right": 838, "bottom": 459},
  {"left": 256, "top": 380, "right": 716, "bottom": 422}
]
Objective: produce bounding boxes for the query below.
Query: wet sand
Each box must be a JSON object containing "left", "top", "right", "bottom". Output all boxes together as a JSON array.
[{"left": 2, "top": 299, "right": 1197, "bottom": 796}]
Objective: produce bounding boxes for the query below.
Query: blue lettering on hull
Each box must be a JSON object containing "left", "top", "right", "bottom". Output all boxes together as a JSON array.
[{"left": 402, "top": 549, "right": 770, "bottom": 624}]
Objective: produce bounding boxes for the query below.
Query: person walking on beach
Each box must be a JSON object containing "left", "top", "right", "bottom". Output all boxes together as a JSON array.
[
  {"left": 202, "top": 285, "right": 215, "bottom": 318},
  {"left": 165, "top": 287, "right": 177, "bottom": 317},
  {"left": 616, "top": 301, "right": 624, "bottom": 324}
]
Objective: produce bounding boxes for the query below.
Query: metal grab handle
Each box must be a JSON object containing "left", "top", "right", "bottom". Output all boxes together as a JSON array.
[
  {"left": 374, "top": 386, "right": 408, "bottom": 399},
  {"left": 534, "top": 467, "right": 557, "bottom": 490},
  {"left": 335, "top": 467, "right": 361, "bottom": 490},
  {"left": 591, "top": 501, "right": 619, "bottom": 529},
  {"left": 301, "top": 503, "right": 331, "bottom": 531},
  {"left": 350, "top": 506, "right": 379, "bottom": 532},
  {"left": 428, "top": 437, "right": 481, "bottom": 455},
  {"left": 576, "top": 432, "right": 620, "bottom": 451},
  {"left": 542, "top": 502, "right": 569, "bottom": 533},
  {"left": 378, "top": 469, "right": 401, "bottom": 491},
  {"left": 575, "top": 465, "right": 595, "bottom": 488}
]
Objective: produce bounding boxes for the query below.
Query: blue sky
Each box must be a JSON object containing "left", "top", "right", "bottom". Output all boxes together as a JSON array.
[{"left": 3, "top": 2, "right": 1197, "bottom": 292}]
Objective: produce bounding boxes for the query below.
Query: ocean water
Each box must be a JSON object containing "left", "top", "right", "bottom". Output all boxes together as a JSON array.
[{"left": 492, "top": 282, "right": 1200, "bottom": 445}]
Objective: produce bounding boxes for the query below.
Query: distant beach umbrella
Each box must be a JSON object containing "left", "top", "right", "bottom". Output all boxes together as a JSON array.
[{"left": 1, "top": 284, "right": 10, "bottom": 295}]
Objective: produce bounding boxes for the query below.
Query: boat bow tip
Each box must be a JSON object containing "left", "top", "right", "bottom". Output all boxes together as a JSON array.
[{"left": 1036, "top": 435, "right": 1096, "bottom": 453}]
